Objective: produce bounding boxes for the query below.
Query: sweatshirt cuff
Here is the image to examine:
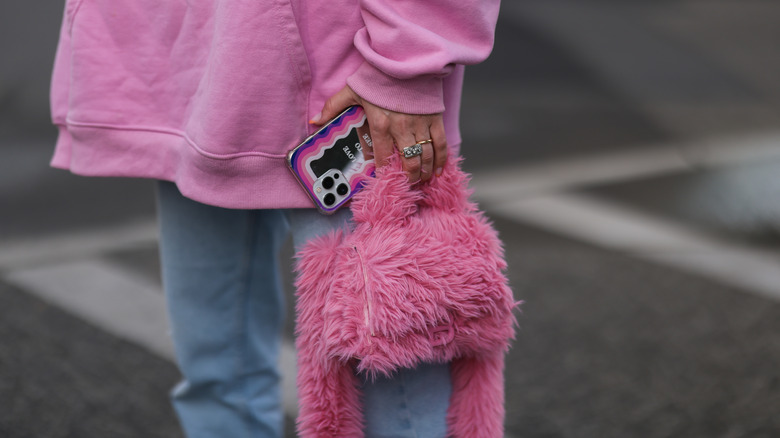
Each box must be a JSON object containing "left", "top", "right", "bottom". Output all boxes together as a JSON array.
[{"left": 346, "top": 62, "right": 445, "bottom": 115}]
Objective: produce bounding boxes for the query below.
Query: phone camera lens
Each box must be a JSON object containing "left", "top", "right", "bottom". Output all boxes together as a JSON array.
[
  {"left": 333, "top": 173, "right": 340, "bottom": 179},
  {"left": 322, "top": 176, "right": 334, "bottom": 189},
  {"left": 336, "top": 183, "right": 349, "bottom": 196},
  {"left": 323, "top": 193, "right": 336, "bottom": 206}
]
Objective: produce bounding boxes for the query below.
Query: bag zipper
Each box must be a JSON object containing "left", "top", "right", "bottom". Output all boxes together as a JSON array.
[{"left": 353, "top": 245, "right": 375, "bottom": 342}]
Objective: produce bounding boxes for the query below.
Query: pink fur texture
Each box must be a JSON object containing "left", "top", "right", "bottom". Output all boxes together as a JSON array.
[{"left": 295, "top": 156, "right": 519, "bottom": 437}]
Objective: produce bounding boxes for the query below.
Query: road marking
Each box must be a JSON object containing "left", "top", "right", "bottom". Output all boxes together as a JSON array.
[
  {"left": 5, "top": 259, "right": 174, "bottom": 359},
  {"left": 485, "top": 193, "right": 780, "bottom": 302},
  {"left": 471, "top": 131, "right": 780, "bottom": 202},
  {"left": 0, "top": 133, "right": 776, "bottom": 272},
  {"left": 3, "top": 259, "right": 300, "bottom": 416},
  {"left": 0, "top": 220, "right": 158, "bottom": 270},
  {"left": 2, "top": 130, "right": 778, "bottom": 427}
]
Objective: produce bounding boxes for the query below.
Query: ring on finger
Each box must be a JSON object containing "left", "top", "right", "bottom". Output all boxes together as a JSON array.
[{"left": 401, "top": 138, "right": 433, "bottom": 158}]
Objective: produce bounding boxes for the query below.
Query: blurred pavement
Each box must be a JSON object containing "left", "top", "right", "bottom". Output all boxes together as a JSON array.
[{"left": 2, "top": 1, "right": 780, "bottom": 437}]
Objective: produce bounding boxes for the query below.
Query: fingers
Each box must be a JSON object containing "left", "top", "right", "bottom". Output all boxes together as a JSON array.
[
  {"left": 370, "top": 116, "right": 396, "bottom": 169},
  {"left": 371, "top": 112, "right": 443, "bottom": 184},
  {"left": 310, "top": 86, "right": 358, "bottom": 125},
  {"left": 394, "top": 129, "right": 422, "bottom": 184},
  {"left": 355, "top": 123, "right": 374, "bottom": 161},
  {"left": 401, "top": 117, "right": 432, "bottom": 183},
  {"left": 319, "top": 85, "right": 447, "bottom": 183},
  {"left": 361, "top": 102, "right": 397, "bottom": 170},
  {"left": 430, "top": 117, "right": 448, "bottom": 177}
]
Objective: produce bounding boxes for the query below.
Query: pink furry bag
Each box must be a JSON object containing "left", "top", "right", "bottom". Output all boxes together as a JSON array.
[{"left": 295, "top": 156, "right": 518, "bottom": 437}]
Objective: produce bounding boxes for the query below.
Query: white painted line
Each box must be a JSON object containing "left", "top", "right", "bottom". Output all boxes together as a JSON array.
[
  {"left": 471, "top": 131, "right": 780, "bottom": 201},
  {"left": 472, "top": 146, "right": 688, "bottom": 200},
  {"left": 486, "top": 193, "right": 780, "bottom": 302},
  {"left": 0, "top": 220, "right": 159, "bottom": 270},
  {"left": 2, "top": 130, "right": 775, "bottom": 424},
  {"left": 491, "top": 194, "right": 713, "bottom": 253},
  {"left": 3, "top": 259, "right": 299, "bottom": 415},
  {"left": 1, "top": 134, "right": 776, "bottom": 273},
  {"left": 5, "top": 259, "right": 174, "bottom": 359},
  {"left": 691, "top": 132, "right": 780, "bottom": 167}
]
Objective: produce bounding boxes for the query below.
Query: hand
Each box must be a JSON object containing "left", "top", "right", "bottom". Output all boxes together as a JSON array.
[{"left": 311, "top": 86, "right": 447, "bottom": 183}]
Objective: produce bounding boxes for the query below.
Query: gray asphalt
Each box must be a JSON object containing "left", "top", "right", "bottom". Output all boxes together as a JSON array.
[
  {"left": 0, "top": 281, "right": 182, "bottom": 438},
  {"left": 499, "top": 217, "right": 780, "bottom": 437},
  {"left": 2, "top": 1, "right": 780, "bottom": 437}
]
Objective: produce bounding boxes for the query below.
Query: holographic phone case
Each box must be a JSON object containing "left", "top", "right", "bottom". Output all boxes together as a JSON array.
[{"left": 287, "top": 106, "right": 376, "bottom": 214}]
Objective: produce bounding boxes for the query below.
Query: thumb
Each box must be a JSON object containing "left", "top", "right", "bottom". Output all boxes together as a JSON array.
[{"left": 310, "top": 86, "right": 359, "bottom": 125}]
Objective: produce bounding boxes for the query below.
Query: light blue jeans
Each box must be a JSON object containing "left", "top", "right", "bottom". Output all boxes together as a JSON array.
[{"left": 156, "top": 181, "right": 451, "bottom": 438}]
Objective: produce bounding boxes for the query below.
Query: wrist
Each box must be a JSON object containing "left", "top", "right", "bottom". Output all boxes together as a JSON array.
[{"left": 346, "top": 62, "right": 445, "bottom": 115}]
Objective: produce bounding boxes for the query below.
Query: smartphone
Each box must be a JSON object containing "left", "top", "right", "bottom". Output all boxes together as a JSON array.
[{"left": 287, "top": 106, "right": 375, "bottom": 214}]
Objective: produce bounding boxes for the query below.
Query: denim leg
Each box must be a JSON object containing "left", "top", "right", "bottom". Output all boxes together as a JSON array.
[
  {"left": 286, "top": 207, "right": 352, "bottom": 251},
  {"left": 361, "top": 363, "right": 452, "bottom": 438},
  {"left": 286, "top": 208, "right": 452, "bottom": 438},
  {"left": 156, "top": 181, "right": 289, "bottom": 438}
]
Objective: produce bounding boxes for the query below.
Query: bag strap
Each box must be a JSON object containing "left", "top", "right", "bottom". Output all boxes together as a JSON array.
[
  {"left": 350, "top": 155, "right": 422, "bottom": 225},
  {"left": 417, "top": 156, "right": 474, "bottom": 213},
  {"left": 350, "top": 155, "right": 474, "bottom": 226}
]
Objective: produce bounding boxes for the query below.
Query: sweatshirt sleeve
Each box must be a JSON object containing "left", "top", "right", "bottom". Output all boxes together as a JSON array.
[{"left": 346, "top": 0, "right": 500, "bottom": 115}]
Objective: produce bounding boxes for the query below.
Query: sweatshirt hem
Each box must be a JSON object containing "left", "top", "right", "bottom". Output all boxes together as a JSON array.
[
  {"left": 51, "top": 123, "right": 316, "bottom": 210},
  {"left": 51, "top": 123, "right": 463, "bottom": 210}
]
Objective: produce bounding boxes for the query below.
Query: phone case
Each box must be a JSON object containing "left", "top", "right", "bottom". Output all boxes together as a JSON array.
[{"left": 287, "top": 106, "right": 376, "bottom": 214}]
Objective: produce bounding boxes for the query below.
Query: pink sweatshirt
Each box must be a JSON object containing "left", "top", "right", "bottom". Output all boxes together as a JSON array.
[{"left": 50, "top": 0, "right": 500, "bottom": 209}]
